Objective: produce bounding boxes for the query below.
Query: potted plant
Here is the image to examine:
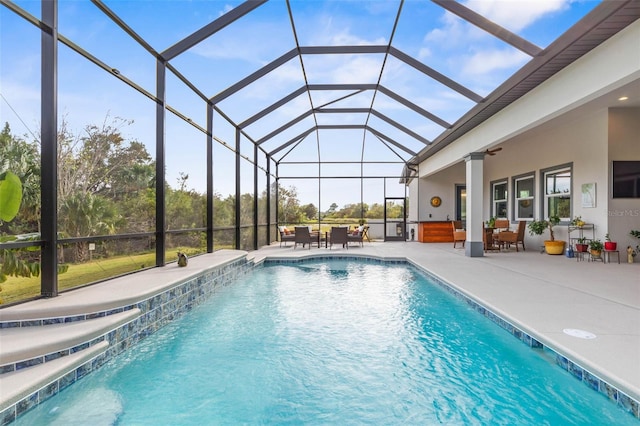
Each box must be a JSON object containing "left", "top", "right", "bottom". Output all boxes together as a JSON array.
[
  {"left": 575, "top": 237, "right": 589, "bottom": 253},
  {"left": 589, "top": 239, "right": 603, "bottom": 258},
  {"left": 527, "top": 215, "right": 565, "bottom": 255},
  {"left": 570, "top": 216, "right": 585, "bottom": 227},
  {"left": 604, "top": 233, "right": 617, "bottom": 251},
  {"left": 486, "top": 216, "right": 496, "bottom": 228}
]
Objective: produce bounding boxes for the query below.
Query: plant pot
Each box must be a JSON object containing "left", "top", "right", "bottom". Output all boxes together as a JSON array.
[
  {"left": 590, "top": 249, "right": 602, "bottom": 258},
  {"left": 544, "top": 240, "right": 566, "bottom": 255},
  {"left": 604, "top": 242, "right": 617, "bottom": 251},
  {"left": 575, "top": 243, "right": 589, "bottom": 252}
]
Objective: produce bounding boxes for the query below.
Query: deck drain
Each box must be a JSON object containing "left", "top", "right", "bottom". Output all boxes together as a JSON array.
[{"left": 563, "top": 328, "right": 596, "bottom": 339}]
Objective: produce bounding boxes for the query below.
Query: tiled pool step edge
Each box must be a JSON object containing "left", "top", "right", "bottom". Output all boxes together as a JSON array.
[
  {"left": 0, "top": 341, "right": 109, "bottom": 422},
  {"left": 0, "top": 257, "right": 256, "bottom": 425},
  {"left": 0, "top": 309, "right": 141, "bottom": 373}
]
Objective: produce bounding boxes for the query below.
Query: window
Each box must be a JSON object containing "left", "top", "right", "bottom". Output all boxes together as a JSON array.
[
  {"left": 514, "top": 175, "right": 534, "bottom": 220},
  {"left": 544, "top": 166, "right": 571, "bottom": 220},
  {"left": 491, "top": 180, "right": 508, "bottom": 218}
]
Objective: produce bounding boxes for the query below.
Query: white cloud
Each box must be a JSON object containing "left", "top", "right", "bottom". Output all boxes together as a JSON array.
[
  {"left": 418, "top": 47, "right": 432, "bottom": 61},
  {"left": 424, "top": 0, "right": 571, "bottom": 50},
  {"left": 328, "top": 30, "right": 387, "bottom": 46},
  {"left": 218, "top": 4, "right": 234, "bottom": 17},
  {"left": 461, "top": 48, "right": 530, "bottom": 75},
  {"left": 308, "top": 13, "right": 388, "bottom": 46},
  {"left": 465, "top": 0, "right": 569, "bottom": 33},
  {"left": 424, "top": 11, "right": 469, "bottom": 47},
  {"left": 330, "top": 55, "right": 386, "bottom": 83}
]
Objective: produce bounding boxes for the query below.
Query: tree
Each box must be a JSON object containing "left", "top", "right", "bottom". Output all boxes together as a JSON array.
[
  {"left": 57, "top": 116, "right": 153, "bottom": 201},
  {"left": 55, "top": 116, "right": 155, "bottom": 255},
  {"left": 366, "top": 203, "right": 384, "bottom": 219},
  {"left": 58, "top": 193, "right": 118, "bottom": 262},
  {"left": 325, "top": 203, "right": 338, "bottom": 217},
  {"left": 300, "top": 203, "right": 318, "bottom": 221},
  {"left": 278, "top": 185, "right": 305, "bottom": 224}
]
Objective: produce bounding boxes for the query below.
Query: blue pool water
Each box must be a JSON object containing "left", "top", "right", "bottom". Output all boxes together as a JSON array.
[{"left": 16, "top": 260, "right": 635, "bottom": 425}]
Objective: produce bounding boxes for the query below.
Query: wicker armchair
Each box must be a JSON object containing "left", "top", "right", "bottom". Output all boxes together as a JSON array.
[
  {"left": 294, "top": 226, "right": 317, "bottom": 249},
  {"left": 330, "top": 227, "right": 348, "bottom": 249},
  {"left": 452, "top": 221, "right": 466, "bottom": 248},
  {"left": 347, "top": 225, "right": 364, "bottom": 247},
  {"left": 496, "top": 220, "right": 526, "bottom": 252}
]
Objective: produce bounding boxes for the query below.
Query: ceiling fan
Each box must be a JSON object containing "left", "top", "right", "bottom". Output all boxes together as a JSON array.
[{"left": 484, "top": 147, "right": 503, "bottom": 156}]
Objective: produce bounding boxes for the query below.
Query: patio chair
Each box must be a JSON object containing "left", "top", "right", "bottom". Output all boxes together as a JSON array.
[
  {"left": 361, "top": 225, "right": 371, "bottom": 242},
  {"left": 452, "top": 220, "right": 466, "bottom": 248},
  {"left": 347, "top": 225, "right": 364, "bottom": 247},
  {"left": 294, "top": 226, "right": 316, "bottom": 249},
  {"left": 494, "top": 219, "right": 510, "bottom": 234},
  {"left": 330, "top": 226, "right": 348, "bottom": 249},
  {"left": 496, "top": 220, "right": 526, "bottom": 252},
  {"left": 278, "top": 226, "right": 295, "bottom": 247}
]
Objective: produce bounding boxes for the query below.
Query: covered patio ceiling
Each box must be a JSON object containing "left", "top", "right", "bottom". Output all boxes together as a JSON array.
[{"left": 91, "top": 0, "right": 638, "bottom": 180}]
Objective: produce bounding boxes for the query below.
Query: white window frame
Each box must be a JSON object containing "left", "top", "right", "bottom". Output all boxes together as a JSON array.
[
  {"left": 543, "top": 166, "right": 572, "bottom": 221},
  {"left": 491, "top": 180, "right": 508, "bottom": 218},
  {"left": 514, "top": 175, "right": 535, "bottom": 221}
]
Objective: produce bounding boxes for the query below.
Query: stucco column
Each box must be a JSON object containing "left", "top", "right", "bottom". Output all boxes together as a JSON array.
[{"left": 464, "top": 152, "right": 485, "bottom": 257}]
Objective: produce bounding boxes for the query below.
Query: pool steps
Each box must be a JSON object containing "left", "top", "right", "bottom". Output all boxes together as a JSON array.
[
  {"left": 0, "top": 250, "right": 252, "bottom": 425},
  {"left": 0, "top": 341, "right": 109, "bottom": 417},
  {"left": 0, "top": 309, "right": 140, "bottom": 368}
]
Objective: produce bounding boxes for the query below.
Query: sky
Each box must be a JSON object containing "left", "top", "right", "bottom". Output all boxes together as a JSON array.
[{"left": 0, "top": 0, "right": 600, "bottom": 209}]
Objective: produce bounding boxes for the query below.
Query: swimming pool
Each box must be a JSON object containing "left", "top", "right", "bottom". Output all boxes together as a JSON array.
[{"left": 14, "top": 260, "right": 636, "bottom": 424}]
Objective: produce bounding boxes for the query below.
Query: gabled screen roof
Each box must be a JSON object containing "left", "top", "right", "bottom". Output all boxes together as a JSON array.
[{"left": 53, "top": 0, "right": 638, "bottom": 176}]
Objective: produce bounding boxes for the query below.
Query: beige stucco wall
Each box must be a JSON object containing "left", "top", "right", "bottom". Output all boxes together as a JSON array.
[
  {"left": 608, "top": 107, "right": 640, "bottom": 250},
  {"left": 482, "top": 108, "right": 609, "bottom": 246},
  {"left": 410, "top": 162, "right": 464, "bottom": 222}
]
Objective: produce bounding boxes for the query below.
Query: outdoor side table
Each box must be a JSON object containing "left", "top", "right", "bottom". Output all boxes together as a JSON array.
[{"left": 603, "top": 250, "right": 620, "bottom": 264}]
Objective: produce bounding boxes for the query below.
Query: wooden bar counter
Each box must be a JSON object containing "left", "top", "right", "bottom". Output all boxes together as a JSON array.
[{"left": 417, "top": 221, "right": 453, "bottom": 243}]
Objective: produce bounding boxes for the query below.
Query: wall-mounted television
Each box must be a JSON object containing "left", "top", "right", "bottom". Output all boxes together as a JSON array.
[{"left": 612, "top": 161, "right": 640, "bottom": 198}]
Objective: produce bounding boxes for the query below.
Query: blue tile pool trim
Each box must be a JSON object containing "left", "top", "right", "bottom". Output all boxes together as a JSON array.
[
  {"left": 2, "top": 254, "right": 638, "bottom": 424},
  {"left": 1, "top": 257, "right": 255, "bottom": 426},
  {"left": 264, "top": 255, "right": 640, "bottom": 421}
]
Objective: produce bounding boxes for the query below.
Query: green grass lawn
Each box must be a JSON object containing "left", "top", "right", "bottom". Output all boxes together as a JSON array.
[{"left": 0, "top": 247, "right": 205, "bottom": 306}]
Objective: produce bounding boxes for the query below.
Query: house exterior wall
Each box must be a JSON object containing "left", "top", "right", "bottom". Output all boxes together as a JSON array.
[
  {"left": 608, "top": 107, "right": 640, "bottom": 250},
  {"left": 414, "top": 106, "right": 640, "bottom": 250},
  {"left": 409, "top": 162, "right": 464, "bottom": 223},
  {"left": 482, "top": 108, "right": 609, "bottom": 247}
]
